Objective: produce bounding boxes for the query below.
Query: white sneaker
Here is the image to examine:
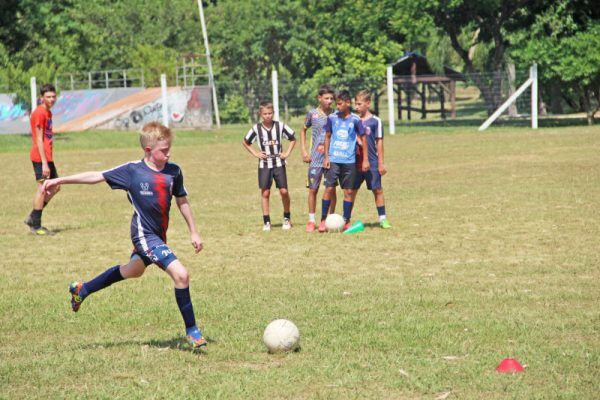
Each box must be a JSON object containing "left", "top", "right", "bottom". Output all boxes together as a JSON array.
[
  {"left": 263, "top": 222, "right": 271, "bottom": 232},
  {"left": 282, "top": 218, "right": 292, "bottom": 230}
]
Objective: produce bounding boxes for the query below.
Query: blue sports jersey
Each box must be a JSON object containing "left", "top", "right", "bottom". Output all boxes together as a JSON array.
[
  {"left": 304, "top": 108, "right": 331, "bottom": 168},
  {"left": 102, "top": 160, "right": 187, "bottom": 251},
  {"left": 325, "top": 112, "right": 365, "bottom": 164},
  {"left": 360, "top": 115, "right": 384, "bottom": 168}
]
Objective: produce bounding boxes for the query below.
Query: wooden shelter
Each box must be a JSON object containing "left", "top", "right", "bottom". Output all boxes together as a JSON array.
[{"left": 391, "top": 52, "right": 465, "bottom": 120}]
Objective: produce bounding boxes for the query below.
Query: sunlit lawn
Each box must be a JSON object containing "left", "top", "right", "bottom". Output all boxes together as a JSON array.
[{"left": 1, "top": 124, "right": 598, "bottom": 399}]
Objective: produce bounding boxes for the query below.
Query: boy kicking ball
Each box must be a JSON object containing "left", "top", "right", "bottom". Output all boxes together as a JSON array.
[{"left": 42, "top": 122, "right": 208, "bottom": 349}]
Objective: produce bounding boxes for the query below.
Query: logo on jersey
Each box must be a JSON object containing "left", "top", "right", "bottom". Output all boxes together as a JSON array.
[
  {"left": 262, "top": 139, "right": 280, "bottom": 146},
  {"left": 337, "top": 129, "right": 349, "bottom": 139},
  {"left": 139, "top": 182, "right": 153, "bottom": 196}
]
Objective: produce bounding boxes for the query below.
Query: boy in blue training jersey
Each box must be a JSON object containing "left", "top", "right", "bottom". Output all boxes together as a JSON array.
[
  {"left": 42, "top": 122, "right": 208, "bottom": 349},
  {"left": 353, "top": 90, "right": 392, "bottom": 228},
  {"left": 320, "top": 90, "right": 369, "bottom": 232},
  {"left": 300, "top": 84, "right": 337, "bottom": 232}
]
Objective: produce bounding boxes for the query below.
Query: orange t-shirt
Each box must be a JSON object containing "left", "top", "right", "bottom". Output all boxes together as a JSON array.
[{"left": 29, "top": 105, "right": 54, "bottom": 162}]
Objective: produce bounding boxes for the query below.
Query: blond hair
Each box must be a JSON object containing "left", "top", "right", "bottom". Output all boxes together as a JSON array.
[
  {"left": 139, "top": 122, "right": 173, "bottom": 148},
  {"left": 355, "top": 90, "right": 371, "bottom": 102}
]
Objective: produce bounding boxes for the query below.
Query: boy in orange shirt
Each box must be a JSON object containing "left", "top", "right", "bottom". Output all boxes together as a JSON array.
[{"left": 25, "top": 84, "right": 60, "bottom": 235}]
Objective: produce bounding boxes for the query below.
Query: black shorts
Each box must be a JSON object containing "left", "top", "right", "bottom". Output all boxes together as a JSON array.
[
  {"left": 32, "top": 161, "right": 58, "bottom": 181},
  {"left": 324, "top": 162, "right": 357, "bottom": 189},
  {"left": 258, "top": 166, "right": 288, "bottom": 189}
]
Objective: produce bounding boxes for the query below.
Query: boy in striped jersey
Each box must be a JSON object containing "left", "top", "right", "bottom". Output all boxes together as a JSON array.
[
  {"left": 353, "top": 90, "right": 392, "bottom": 228},
  {"left": 243, "top": 102, "right": 296, "bottom": 231},
  {"left": 300, "top": 84, "right": 337, "bottom": 232},
  {"left": 41, "top": 122, "right": 208, "bottom": 349}
]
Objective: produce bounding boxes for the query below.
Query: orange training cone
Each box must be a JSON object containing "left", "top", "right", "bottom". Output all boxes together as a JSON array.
[{"left": 496, "top": 358, "right": 524, "bottom": 373}]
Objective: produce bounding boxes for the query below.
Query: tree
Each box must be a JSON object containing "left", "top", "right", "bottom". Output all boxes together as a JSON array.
[
  {"left": 509, "top": 0, "right": 600, "bottom": 124},
  {"left": 403, "top": 0, "right": 549, "bottom": 114}
]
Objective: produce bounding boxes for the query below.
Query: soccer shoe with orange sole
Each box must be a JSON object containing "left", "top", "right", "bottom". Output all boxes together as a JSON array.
[
  {"left": 69, "top": 281, "right": 85, "bottom": 312},
  {"left": 306, "top": 221, "right": 316, "bottom": 232},
  {"left": 186, "top": 327, "right": 208, "bottom": 349}
]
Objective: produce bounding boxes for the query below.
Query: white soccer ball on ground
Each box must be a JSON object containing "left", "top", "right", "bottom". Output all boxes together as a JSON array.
[
  {"left": 263, "top": 319, "right": 300, "bottom": 353},
  {"left": 325, "top": 213, "right": 345, "bottom": 232}
]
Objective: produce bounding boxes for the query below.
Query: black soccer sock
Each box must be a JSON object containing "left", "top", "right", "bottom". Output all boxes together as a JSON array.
[
  {"left": 263, "top": 215, "right": 271, "bottom": 224},
  {"left": 283, "top": 212, "right": 291, "bottom": 220},
  {"left": 31, "top": 209, "right": 43, "bottom": 229},
  {"left": 82, "top": 265, "right": 124, "bottom": 298},
  {"left": 175, "top": 287, "right": 197, "bottom": 329}
]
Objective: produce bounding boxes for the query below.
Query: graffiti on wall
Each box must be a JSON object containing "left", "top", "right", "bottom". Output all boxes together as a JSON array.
[
  {"left": 0, "top": 94, "right": 26, "bottom": 122},
  {"left": 108, "top": 86, "right": 212, "bottom": 130},
  {"left": 52, "top": 88, "right": 143, "bottom": 125}
]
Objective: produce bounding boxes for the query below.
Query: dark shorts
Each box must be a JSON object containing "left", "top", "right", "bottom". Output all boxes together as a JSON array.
[
  {"left": 259, "top": 166, "right": 288, "bottom": 189},
  {"left": 324, "top": 162, "right": 357, "bottom": 189},
  {"left": 354, "top": 169, "right": 382, "bottom": 190},
  {"left": 307, "top": 167, "right": 325, "bottom": 190},
  {"left": 32, "top": 161, "right": 58, "bottom": 181},
  {"left": 131, "top": 243, "right": 178, "bottom": 270}
]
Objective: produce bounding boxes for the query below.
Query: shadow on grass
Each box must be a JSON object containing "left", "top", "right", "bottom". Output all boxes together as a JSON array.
[{"left": 82, "top": 335, "right": 216, "bottom": 354}]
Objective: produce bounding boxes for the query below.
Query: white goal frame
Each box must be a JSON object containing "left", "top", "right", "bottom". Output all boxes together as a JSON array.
[{"left": 479, "top": 64, "right": 538, "bottom": 131}]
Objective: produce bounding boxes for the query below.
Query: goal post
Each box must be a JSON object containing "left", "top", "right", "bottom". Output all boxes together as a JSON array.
[{"left": 478, "top": 64, "right": 538, "bottom": 131}]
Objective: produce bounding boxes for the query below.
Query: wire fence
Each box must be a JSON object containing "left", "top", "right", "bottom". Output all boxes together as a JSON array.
[
  {"left": 1, "top": 67, "right": 538, "bottom": 130},
  {"left": 213, "top": 69, "right": 534, "bottom": 126}
]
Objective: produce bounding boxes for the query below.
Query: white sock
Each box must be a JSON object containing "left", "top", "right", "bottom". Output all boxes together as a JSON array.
[
  {"left": 309, "top": 213, "right": 316, "bottom": 223},
  {"left": 379, "top": 214, "right": 387, "bottom": 222}
]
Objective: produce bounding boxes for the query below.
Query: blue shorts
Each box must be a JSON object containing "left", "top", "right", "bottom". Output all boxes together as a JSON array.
[
  {"left": 131, "top": 243, "right": 178, "bottom": 270},
  {"left": 354, "top": 169, "right": 382, "bottom": 190}
]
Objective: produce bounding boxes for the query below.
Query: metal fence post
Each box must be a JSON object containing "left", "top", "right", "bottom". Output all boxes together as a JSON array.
[
  {"left": 387, "top": 66, "right": 396, "bottom": 135},
  {"left": 161, "top": 74, "right": 169, "bottom": 127},
  {"left": 30, "top": 77, "right": 37, "bottom": 111},
  {"left": 531, "top": 64, "right": 538, "bottom": 129},
  {"left": 272, "top": 69, "right": 279, "bottom": 121}
]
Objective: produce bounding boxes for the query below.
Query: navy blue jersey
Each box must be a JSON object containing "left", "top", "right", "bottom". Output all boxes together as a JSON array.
[
  {"left": 360, "top": 115, "right": 384, "bottom": 168},
  {"left": 325, "top": 112, "right": 365, "bottom": 164},
  {"left": 102, "top": 160, "right": 187, "bottom": 250}
]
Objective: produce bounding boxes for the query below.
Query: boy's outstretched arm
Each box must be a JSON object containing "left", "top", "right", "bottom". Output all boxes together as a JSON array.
[
  {"left": 176, "top": 196, "right": 203, "bottom": 254},
  {"left": 41, "top": 171, "right": 105, "bottom": 193}
]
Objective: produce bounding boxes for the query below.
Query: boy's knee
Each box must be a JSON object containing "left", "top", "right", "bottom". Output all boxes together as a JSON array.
[
  {"left": 261, "top": 189, "right": 270, "bottom": 198},
  {"left": 172, "top": 267, "right": 190, "bottom": 286},
  {"left": 279, "top": 188, "right": 289, "bottom": 196}
]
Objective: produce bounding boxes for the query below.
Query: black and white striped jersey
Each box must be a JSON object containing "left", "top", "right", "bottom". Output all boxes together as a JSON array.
[{"left": 244, "top": 121, "right": 296, "bottom": 168}]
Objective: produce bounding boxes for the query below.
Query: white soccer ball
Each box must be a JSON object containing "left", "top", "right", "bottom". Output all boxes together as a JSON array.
[
  {"left": 325, "top": 213, "right": 345, "bottom": 231},
  {"left": 263, "top": 319, "right": 300, "bottom": 353}
]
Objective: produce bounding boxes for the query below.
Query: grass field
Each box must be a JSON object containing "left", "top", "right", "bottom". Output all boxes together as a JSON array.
[{"left": 1, "top": 124, "right": 599, "bottom": 399}]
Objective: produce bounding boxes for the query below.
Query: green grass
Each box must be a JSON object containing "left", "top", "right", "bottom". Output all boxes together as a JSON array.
[{"left": 1, "top": 124, "right": 599, "bottom": 399}]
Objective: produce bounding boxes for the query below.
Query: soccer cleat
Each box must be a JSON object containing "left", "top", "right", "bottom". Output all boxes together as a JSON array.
[
  {"left": 318, "top": 220, "right": 327, "bottom": 233},
  {"left": 343, "top": 220, "right": 352, "bottom": 231},
  {"left": 282, "top": 218, "right": 292, "bottom": 230},
  {"left": 306, "top": 221, "right": 316, "bottom": 233},
  {"left": 262, "top": 222, "right": 271, "bottom": 232},
  {"left": 24, "top": 215, "right": 34, "bottom": 228},
  {"left": 69, "top": 281, "right": 85, "bottom": 312},
  {"left": 31, "top": 226, "right": 55, "bottom": 236},
  {"left": 380, "top": 219, "right": 392, "bottom": 229},
  {"left": 186, "top": 327, "right": 208, "bottom": 349}
]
